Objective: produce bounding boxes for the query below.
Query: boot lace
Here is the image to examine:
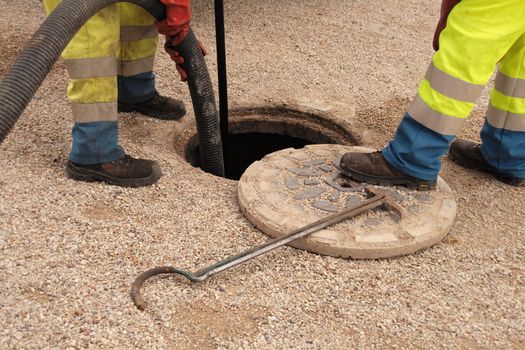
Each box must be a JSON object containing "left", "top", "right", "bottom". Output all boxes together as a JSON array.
[{"left": 110, "top": 154, "right": 134, "bottom": 166}]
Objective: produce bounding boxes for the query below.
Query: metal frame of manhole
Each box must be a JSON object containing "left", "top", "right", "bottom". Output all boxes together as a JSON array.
[
  {"left": 172, "top": 102, "right": 361, "bottom": 168},
  {"left": 238, "top": 145, "right": 457, "bottom": 259}
]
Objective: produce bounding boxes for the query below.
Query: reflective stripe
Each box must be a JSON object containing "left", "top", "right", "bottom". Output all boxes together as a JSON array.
[
  {"left": 486, "top": 104, "right": 525, "bottom": 132},
  {"left": 64, "top": 57, "right": 117, "bottom": 79},
  {"left": 120, "top": 25, "right": 158, "bottom": 42},
  {"left": 407, "top": 94, "right": 466, "bottom": 135},
  {"left": 117, "top": 56, "right": 155, "bottom": 77},
  {"left": 490, "top": 89, "right": 525, "bottom": 114},
  {"left": 495, "top": 71, "right": 525, "bottom": 99},
  {"left": 72, "top": 102, "right": 118, "bottom": 123},
  {"left": 424, "top": 63, "right": 484, "bottom": 103}
]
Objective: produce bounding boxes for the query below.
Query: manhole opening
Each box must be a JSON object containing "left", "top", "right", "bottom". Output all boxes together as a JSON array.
[{"left": 181, "top": 107, "right": 358, "bottom": 180}]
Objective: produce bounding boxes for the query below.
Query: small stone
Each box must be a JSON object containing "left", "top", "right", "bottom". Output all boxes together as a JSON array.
[
  {"left": 332, "top": 156, "right": 343, "bottom": 169},
  {"left": 324, "top": 172, "right": 366, "bottom": 192},
  {"left": 415, "top": 193, "right": 434, "bottom": 203},
  {"left": 365, "top": 218, "right": 382, "bottom": 227},
  {"left": 312, "top": 200, "right": 339, "bottom": 212},
  {"left": 288, "top": 167, "right": 322, "bottom": 177},
  {"left": 284, "top": 177, "right": 300, "bottom": 190},
  {"left": 345, "top": 195, "right": 361, "bottom": 208},
  {"left": 304, "top": 179, "right": 320, "bottom": 186},
  {"left": 389, "top": 211, "right": 402, "bottom": 223},
  {"left": 304, "top": 159, "right": 325, "bottom": 166},
  {"left": 318, "top": 164, "right": 334, "bottom": 172},
  {"left": 396, "top": 185, "right": 411, "bottom": 193},
  {"left": 329, "top": 191, "right": 340, "bottom": 202},
  {"left": 386, "top": 190, "right": 406, "bottom": 202},
  {"left": 372, "top": 206, "right": 387, "bottom": 213},
  {"left": 408, "top": 205, "right": 423, "bottom": 214},
  {"left": 295, "top": 187, "right": 326, "bottom": 200}
]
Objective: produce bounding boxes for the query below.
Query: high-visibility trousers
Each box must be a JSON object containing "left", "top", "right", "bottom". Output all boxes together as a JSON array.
[
  {"left": 43, "top": 1, "right": 159, "bottom": 164},
  {"left": 382, "top": 0, "right": 525, "bottom": 181}
]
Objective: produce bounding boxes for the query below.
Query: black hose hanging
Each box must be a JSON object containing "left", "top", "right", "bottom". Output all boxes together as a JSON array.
[
  {"left": 214, "top": 0, "right": 229, "bottom": 169},
  {"left": 0, "top": 0, "right": 224, "bottom": 177},
  {"left": 173, "top": 31, "right": 225, "bottom": 176}
]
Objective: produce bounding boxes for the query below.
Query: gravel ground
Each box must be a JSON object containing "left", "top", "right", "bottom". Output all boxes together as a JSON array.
[{"left": 1, "top": 0, "right": 524, "bottom": 349}]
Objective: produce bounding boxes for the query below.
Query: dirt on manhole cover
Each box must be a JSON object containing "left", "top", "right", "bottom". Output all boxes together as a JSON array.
[{"left": 237, "top": 145, "right": 457, "bottom": 259}]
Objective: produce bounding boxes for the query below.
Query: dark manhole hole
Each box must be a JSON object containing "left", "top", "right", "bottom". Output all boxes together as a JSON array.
[
  {"left": 188, "top": 133, "right": 313, "bottom": 180},
  {"left": 177, "top": 106, "right": 358, "bottom": 180}
]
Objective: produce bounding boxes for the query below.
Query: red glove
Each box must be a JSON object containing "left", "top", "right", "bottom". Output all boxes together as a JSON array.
[
  {"left": 433, "top": 0, "right": 461, "bottom": 51},
  {"left": 164, "top": 39, "right": 207, "bottom": 82},
  {"left": 155, "top": 0, "right": 206, "bottom": 81},
  {"left": 155, "top": 0, "right": 191, "bottom": 41}
]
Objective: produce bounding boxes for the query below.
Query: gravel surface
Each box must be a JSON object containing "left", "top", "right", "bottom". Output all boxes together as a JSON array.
[{"left": 1, "top": 0, "right": 524, "bottom": 349}]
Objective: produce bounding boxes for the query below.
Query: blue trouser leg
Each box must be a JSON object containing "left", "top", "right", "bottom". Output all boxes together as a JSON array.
[
  {"left": 69, "top": 121, "right": 125, "bottom": 164},
  {"left": 382, "top": 113, "right": 454, "bottom": 181},
  {"left": 117, "top": 72, "right": 156, "bottom": 104},
  {"left": 480, "top": 121, "right": 525, "bottom": 179}
]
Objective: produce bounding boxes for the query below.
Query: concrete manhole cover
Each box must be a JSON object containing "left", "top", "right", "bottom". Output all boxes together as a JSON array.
[{"left": 238, "top": 145, "right": 457, "bottom": 259}]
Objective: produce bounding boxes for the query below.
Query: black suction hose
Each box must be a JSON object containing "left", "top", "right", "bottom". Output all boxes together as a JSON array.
[
  {"left": 0, "top": 0, "right": 225, "bottom": 177},
  {"left": 173, "top": 30, "right": 225, "bottom": 176},
  {"left": 214, "top": 0, "right": 229, "bottom": 170}
]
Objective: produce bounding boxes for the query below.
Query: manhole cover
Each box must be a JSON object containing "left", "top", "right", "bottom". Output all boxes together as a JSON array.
[{"left": 238, "top": 145, "right": 457, "bottom": 259}]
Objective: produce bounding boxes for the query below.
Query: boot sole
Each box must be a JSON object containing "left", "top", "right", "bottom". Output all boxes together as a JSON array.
[
  {"left": 340, "top": 167, "right": 436, "bottom": 191},
  {"left": 448, "top": 147, "right": 525, "bottom": 187},
  {"left": 118, "top": 104, "right": 186, "bottom": 121},
  {"left": 66, "top": 163, "right": 162, "bottom": 188}
]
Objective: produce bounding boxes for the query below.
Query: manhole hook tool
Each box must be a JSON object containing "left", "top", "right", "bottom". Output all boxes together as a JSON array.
[{"left": 131, "top": 186, "right": 402, "bottom": 310}]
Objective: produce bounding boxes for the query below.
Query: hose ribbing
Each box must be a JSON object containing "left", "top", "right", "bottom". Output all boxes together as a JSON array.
[
  {"left": 173, "top": 30, "right": 225, "bottom": 176},
  {"left": 0, "top": 0, "right": 224, "bottom": 176}
]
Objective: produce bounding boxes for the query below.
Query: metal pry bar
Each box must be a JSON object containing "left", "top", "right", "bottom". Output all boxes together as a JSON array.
[{"left": 131, "top": 186, "right": 402, "bottom": 310}]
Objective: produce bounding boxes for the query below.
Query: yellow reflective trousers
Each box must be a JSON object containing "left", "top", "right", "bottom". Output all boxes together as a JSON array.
[
  {"left": 43, "top": 1, "right": 159, "bottom": 123},
  {"left": 384, "top": 0, "right": 525, "bottom": 180},
  {"left": 409, "top": 0, "right": 525, "bottom": 135}
]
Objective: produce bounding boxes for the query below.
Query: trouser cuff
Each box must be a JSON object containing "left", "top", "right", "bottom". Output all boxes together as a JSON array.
[
  {"left": 382, "top": 113, "right": 454, "bottom": 181},
  {"left": 69, "top": 121, "right": 125, "bottom": 165}
]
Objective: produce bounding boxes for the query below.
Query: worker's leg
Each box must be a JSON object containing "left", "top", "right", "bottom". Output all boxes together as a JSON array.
[
  {"left": 117, "top": 3, "right": 158, "bottom": 103},
  {"left": 479, "top": 32, "right": 525, "bottom": 179},
  {"left": 382, "top": 0, "right": 525, "bottom": 181},
  {"left": 116, "top": 3, "right": 186, "bottom": 119},
  {"left": 43, "top": 0, "right": 124, "bottom": 164}
]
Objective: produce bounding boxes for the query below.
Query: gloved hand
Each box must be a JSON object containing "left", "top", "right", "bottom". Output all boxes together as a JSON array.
[
  {"left": 155, "top": 0, "right": 191, "bottom": 40},
  {"left": 155, "top": 0, "right": 201, "bottom": 81},
  {"left": 164, "top": 39, "right": 207, "bottom": 82},
  {"left": 433, "top": 0, "right": 461, "bottom": 51}
]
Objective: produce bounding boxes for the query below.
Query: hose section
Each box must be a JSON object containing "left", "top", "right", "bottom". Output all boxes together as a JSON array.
[
  {"left": 0, "top": 0, "right": 162, "bottom": 145},
  {"left": 0, "top": 0, "right": 225, "bottom": 177},
  {"left": 173, "top": 30, "right": 225, "bottom": 176},
  {"left": 215, "top": 0, "right": 230, "bottom": 169}
]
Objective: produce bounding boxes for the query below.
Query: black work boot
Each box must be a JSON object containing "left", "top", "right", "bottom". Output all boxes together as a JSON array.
[
  {"left": 449, "top": 139, "right": 525, "bottom": 187},
  {"left": 339, "top": 151, "right": 437, "bottom": 190},
  {"left": 118, "top": 91, "right": 186, "bottom": 120},
  {"left": 66, "top": 154, "right": 162, "bottom": 187}
]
